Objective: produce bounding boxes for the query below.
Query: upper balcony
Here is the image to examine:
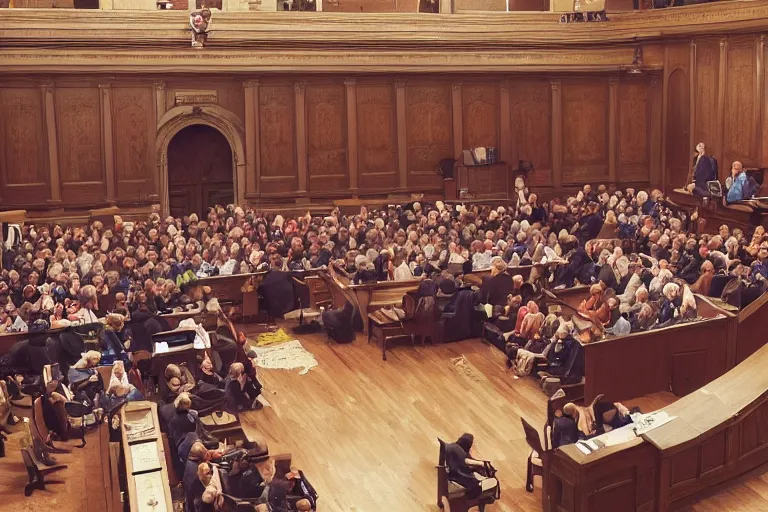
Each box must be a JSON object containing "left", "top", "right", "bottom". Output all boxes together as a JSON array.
[{"left": 1, "top": 0, "right": 767, "bottom": 74}]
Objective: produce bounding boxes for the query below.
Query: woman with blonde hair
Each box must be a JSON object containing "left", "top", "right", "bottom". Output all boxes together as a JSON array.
[{"left": 67, "top": 350, "right": 102, "bottom": 404}]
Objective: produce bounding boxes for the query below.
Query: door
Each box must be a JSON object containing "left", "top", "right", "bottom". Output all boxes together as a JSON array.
[{"left": 167, "top": 124, "right": 234, "bottom": 219}]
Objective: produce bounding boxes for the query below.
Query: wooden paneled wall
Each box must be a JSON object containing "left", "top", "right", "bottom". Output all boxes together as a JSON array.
[
  {"left": 4, "top": 52, "right": 764, "bottom": 212},
  {"left": 664, "top": 34, "right": 767, "bottom": 191},
  {"left": 244, "top": 75, "right": 662, "bottom": 202}
]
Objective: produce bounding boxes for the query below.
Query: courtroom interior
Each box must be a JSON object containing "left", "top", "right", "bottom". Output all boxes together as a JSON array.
[{"left": 1, "top": 1, "right": 768, "bottom": 512}]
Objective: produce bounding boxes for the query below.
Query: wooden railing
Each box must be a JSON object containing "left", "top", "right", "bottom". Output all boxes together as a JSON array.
[{"left": 547, "top": 341, "right": 768, "bottom": 512}]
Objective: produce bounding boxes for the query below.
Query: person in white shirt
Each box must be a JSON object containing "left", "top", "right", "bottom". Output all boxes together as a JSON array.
[{"left": 393, "top": 249, "right": 413, "bottom": 281}]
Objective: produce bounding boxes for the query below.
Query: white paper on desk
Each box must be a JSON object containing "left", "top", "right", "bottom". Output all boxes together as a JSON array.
[
  {"left": 575, "top": 442, "right": 592, "bottom": 455},
  {"left": 597, "top": 422, "right": 638, "bottom": 447},
  {"left": 130, "top": 440, "right": 161, "bottom": 473},
  {"left": 632, "top": 411, "right": 676, "bottom": 436},
  {"left": 154, "top": 341, "right": 169, "bottom": 354}
]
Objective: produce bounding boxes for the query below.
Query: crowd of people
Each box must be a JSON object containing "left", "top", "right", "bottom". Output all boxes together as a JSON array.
[{"left": 1, "top": 177, "right": 768, "bottom": 507}]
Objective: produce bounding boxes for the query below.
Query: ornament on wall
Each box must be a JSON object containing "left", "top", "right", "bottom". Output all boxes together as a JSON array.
[{"left": 190, "top": 8, "right": 212, "bottom": 49}]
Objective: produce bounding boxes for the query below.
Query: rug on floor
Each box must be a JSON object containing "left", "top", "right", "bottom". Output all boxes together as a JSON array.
[
  {"left": 450, "top": 355, "right": 487, "bottom": 384},
  {"left": 251, "top": 339, "right": 318, "bottom": 375}
]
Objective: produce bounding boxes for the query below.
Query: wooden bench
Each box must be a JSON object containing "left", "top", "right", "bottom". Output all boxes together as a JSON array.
[{"left": 326, "top": 265, "right": 423, "bottom": 335}]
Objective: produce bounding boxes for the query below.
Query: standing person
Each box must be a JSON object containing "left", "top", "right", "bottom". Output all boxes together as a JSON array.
[{"left": 688, "top": 142, "right": 718, "bottom": 197}]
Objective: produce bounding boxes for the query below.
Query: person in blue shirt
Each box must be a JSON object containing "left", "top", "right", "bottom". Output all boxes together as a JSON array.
[{"left": 726, "top": 161, "right": 747, "bottom": 204}]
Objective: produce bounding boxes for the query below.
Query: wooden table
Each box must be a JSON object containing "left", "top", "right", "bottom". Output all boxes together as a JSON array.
[
  {"left": 120, "top": 401, "right": 174, "bottom": 512},
  {"left": 547, "top": 341, "right": 768, "bottom": 512}
]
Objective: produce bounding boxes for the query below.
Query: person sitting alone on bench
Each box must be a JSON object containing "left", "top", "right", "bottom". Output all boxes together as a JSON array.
[{"left": 444, "top": 433, "right": 499, "bottom": 500}]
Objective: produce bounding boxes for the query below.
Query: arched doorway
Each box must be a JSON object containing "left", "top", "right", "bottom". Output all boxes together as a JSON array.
[
  {"left": 167, "top": 124, "right": 234, "bottom": 218},
  {"left": 665, "top": 68, "right": 691, "bottom": 191}
]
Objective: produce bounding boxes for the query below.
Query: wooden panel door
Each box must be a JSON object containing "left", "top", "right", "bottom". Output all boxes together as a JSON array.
[{"left": 167, "top": 124, "right": 233, "bottom": 218}]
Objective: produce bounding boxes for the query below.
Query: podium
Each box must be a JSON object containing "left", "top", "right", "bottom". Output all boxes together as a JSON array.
[{"left": 456, "top": 161, "right": 509, "bottom": 200}]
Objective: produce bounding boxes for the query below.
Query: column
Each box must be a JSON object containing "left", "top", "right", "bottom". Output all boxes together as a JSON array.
[
  {"left": 243, "top": 80, "right": 260, "bottom": 198},
  {"left": 154, "top": 81, "right": 166, "bottom": 124},
  {"left": 716, "top": 37, "right": 727, "bottom": 178},
  {"left": 608, "top": 76, "right": 618, "bottom": 185},
  {"left": 41, "top": 81, "right": 61, "bottom": 203},
  {"left": 661, "top": 47, "right": 669, "bottom": 189},
  {"left": 345, "top": 78, "right": 359, "bottom": 192},
  {"left": 649, "top": 75, "right": 663, "bottom": 187},
  {"left": 550, "top": 80, "right": 563, "bottom": 189},
  {"left": 395, "top": 79, "right": 408, "bottom": 190},
  {"left": 755, "top": 35, "right": 765, "bottom": 166},
  {"left": 100, "top": 83, "right": 116, "bottom": 202},
  {"left": 689, "top": 41, "right": 697, "bottom": 162},
  {"left": 500, "top": 79, "right": 512, "bottom": 196},
  {"left": 451, "top": 82, "right": 463, "bottom": 159},
  {"left": 294, "top": 80, "right": 308, "bottom": 195}
]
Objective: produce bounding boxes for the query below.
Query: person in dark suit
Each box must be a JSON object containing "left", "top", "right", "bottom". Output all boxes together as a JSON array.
[
  {"left": 479, "top": 258, "right": 513, "bottom": 307},
  {"left": 690, "top": 142, "right": 718, "bottom": 197},
  {"left": 259, "top": 269, "right": 295, "bottom": 317}
]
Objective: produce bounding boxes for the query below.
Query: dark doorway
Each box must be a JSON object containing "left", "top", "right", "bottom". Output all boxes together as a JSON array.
[{"left": 167, "top": 124, "right": 234, "bottom": 219}]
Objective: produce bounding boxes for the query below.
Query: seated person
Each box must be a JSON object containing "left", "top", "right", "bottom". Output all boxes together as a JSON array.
[
  {"left": 593, "top": 400, "right": 633, "bottom": 435},
  {"left": 67, "top": 350, "right": 103, "bottom": 405},
  {"left": 199, "top": 354, "right": 224, "bottom": 388},
  {"left": 105, "top": 360, "right": 143, "bottom": 405},
  {"left": 164, "top": 363, "right": 227, "bottom": 416},
  {"left": 578, "top": 283, "right": 611, "bottom": 326},
  {"left": 184, "top": 441, "right": 224, "bottom": 512},
  {"left": 444, "top": 433, "right": 499, "bottom": 500},
  {"left": 225, "top": 362, "right": 264, "bottom": 414},
  {"left": 226, "top": 450, "right": 268, "bottom": 502},
  {"left": 544, "top": 324, "right": 584, "bottom": 384},
  {"left": 657, "top": 282, "right": 681, "bottom": 327},
  {"left": 551, "top": 402, "right": 580, "bottom": 450},
  {"left": 630, "top": 302, "right": 658, "bottom": 332},
  {"left": 726, "top": 161, "right": 747, "bottom": 204}
]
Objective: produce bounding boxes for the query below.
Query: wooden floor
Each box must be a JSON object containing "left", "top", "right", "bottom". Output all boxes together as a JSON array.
[
  {"left": 239, "top": 327, "right": 768, "bottom": 512},
  {"left": 1, "top": 328, "right": 768, "bottom": 511}
]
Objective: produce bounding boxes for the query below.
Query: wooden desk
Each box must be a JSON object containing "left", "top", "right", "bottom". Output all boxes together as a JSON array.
[
  {"left": 734, "top": 291, "right": 768, "bottom": 364},
  {"left": 457, "top": 162, "right": 509, "bottom": 200},
  {"left": 195, "top": 272, "right": 263, "bottom": 303},
  {"left": 324, "top": 266, "right": 423, "bottom": 335},
  {"left": 0, "top": 331, "right": 27, "bottom": 356},
  {"left": 581, "top": 298, "right": 736, "bottom": 403},
  {"left": 667, "top": 188, "right": 768, "bottom": 234},
  {"left": 547, "top": 341, "right": 768, "bottom": 512},
  {"left": 121, "top": 401, "right": 174, "bottom": 512}
]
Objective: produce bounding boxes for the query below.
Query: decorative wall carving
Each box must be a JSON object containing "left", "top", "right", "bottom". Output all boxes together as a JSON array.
[
  {"left": 462, "top": 82, "right": 499, "bottom": 151},
  {"left": 174, "top": 90, "right": 218, "bottom": 105},
  {"left": 405, "top": 82, "right": 451, "bottom": 189},
  {"left": 112, "top": 87, "right": 155, "bottom": 198},
  {"left": 356, "top": 83, "right": 398, "bottom": 190},
  {"left": 618, "top": 77, "right": 651, "bottom": 183},
  {"left": 0, "top": 88, "right": 46, "bottom": 195},
  {"left": 562, "top": 80, "right": 609, "bottom": 184},
  {"left": 305, "top": 83, "right": 348, "bottom": 191},
  {"left": 510, "top": 80, "right": 551, "bottom": 187},
  {"left": 55, "top": 87, "right": 105, "bottom": 201},
  {"left": 258, "top": 84, "right": 296, "bottom": 192},
  {"left": 724, "top": 39, "right": 758, "bottom": 168}
]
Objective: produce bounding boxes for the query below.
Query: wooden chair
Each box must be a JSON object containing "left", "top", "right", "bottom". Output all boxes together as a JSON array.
[
  {"left": 32, "top": 396, "right": 72, "bottom": 453},
  {"left": 544, "top": 388, "right": 568, "bottom": 451},
  {"left": 21, "top": 446, "right": 67, "bottom": 496},
  {"left": 436, "top": 438, "right": 495, "bottom": 512},
  {"left": 521, "top": 417, "right": 545, "bottom": 493}
]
